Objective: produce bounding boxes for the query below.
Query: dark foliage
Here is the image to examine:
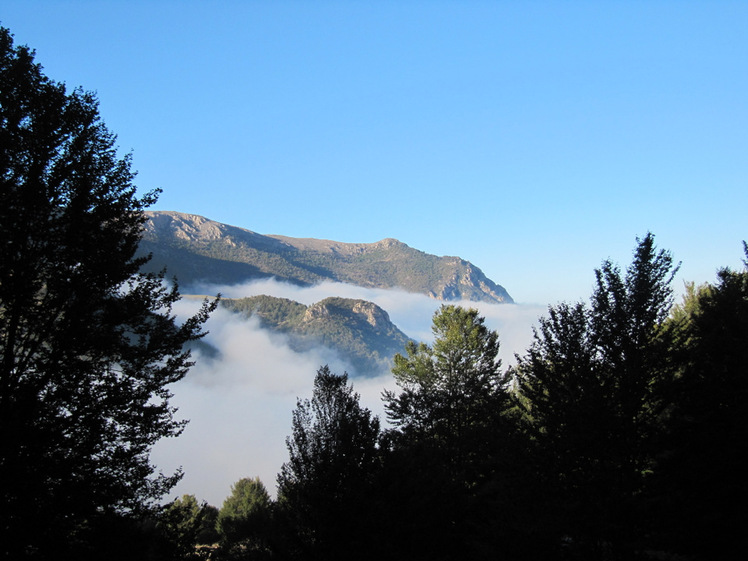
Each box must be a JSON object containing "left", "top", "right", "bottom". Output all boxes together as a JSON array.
[
  {"left": 515, "top": 233, "right": 678, "bottom": 557},
  {"left": 276, "top": 366, "right": 380, "bottom": 560},
  {"left": 647, "top": 243, "right": 748, "bottom": 559},
  {"left": 160, "top": 494, "right": 219, "bottom": 555},
  {"left": 201, "top": 238, "right": 745, "bottom": 561},
  {"left": 380, "top": 305, "right": 552, "bottom": 560},
  {"left": 0, "top": 26, "right": 216, "bottom": 558}
]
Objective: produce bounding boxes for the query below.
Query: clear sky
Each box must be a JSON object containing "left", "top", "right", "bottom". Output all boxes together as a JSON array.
[{"left": 3, "top": 1, "right": 747, "bottom": 305}]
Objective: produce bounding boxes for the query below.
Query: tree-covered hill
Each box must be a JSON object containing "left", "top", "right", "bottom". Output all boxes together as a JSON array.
[
  {"left": 221, "top": 295, "right": 414, "bottom": 376},
  {"left": 138, "top": 211, "right": 513, "bottom": 303}
]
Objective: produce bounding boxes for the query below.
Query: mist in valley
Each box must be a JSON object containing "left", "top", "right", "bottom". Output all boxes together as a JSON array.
[{"left": 151, "top": 279, "right": 545, "bottom": 506}]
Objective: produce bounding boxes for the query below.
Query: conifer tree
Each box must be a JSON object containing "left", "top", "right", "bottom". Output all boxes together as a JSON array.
[
  {"left": 217, "top": 477, "right": 272, "bottom": 554},
  {"left": 515, "top": 233, "right": 678, "bottom": 556},
  {"left": 278, "top": 366, "right": 380, "bottom": 560},
  {"left": 384, "top": 305, "right": 509, "bottom": 458},
  {"left": 651, "top": 243, "right": 748, "bottom": 559},
  {"left": 0, "top": 26, "right": 216, "bottom": 558},
  {"left": 381, "top": 306, "right": 535, "bottom": 560}
]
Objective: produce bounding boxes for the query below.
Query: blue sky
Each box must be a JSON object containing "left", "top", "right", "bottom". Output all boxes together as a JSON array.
[{"left": 3, "top": 1, "right": 747, "bottom": 305}]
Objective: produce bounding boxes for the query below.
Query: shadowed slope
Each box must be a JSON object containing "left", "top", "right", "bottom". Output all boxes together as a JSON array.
[{"left": 139, "top": 211, "right": 513, "bottom": 303}]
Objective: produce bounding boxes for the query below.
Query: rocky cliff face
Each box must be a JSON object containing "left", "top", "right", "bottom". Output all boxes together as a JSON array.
[
  {"left": 300, "top": 298, "right": 394, "bottom": 332},
  {"left": 140, "top": 211, "right": 513, "bottom": 304},
  {"left": 352, "top": 300, "right": 391, "bottom": 328},
  {"left": 221, "top": 295, "right": 412, "bottom": 376},
  {"left": 143, "top": 210, "right": 287, "bottom": 252}
]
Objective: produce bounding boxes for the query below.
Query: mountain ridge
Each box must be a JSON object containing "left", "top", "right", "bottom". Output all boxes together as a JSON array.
[
  {"left": 139, "top": 211, "right": 513, "bottom": 303},
  {"left": 221, "top": 295, "right": 413, "bottom": 376}
]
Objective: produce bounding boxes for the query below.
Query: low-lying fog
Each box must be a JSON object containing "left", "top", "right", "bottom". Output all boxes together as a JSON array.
[{"left": 150, "top": 279, "right": 546, "bottom": 506}]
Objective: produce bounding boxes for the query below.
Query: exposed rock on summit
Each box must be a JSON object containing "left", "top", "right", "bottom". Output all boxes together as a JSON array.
[
  {"left": 221, "top": 295, "right": 412, "bottom": 376},
  {"left": 139, "top": 211, "right": 513, "bottom": 304}
]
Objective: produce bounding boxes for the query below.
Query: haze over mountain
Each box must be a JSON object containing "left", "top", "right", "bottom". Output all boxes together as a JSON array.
[
  {"left": 139, "top": 211, "right": 513, "bottom": 304},
  {"left": 220, "top": 295, "right": 412, "bottom": 376},
  {"left": 143, "top": 214, "right": 537, "bottom": 504}
]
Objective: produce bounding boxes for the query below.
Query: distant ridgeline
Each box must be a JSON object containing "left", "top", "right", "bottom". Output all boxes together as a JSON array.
[
  {"left": 138, "top": 211, "right": 513, "bottom": 303},
  {"left": 221, "top": 295, "right": 413, "bottom": 376},
  {"left": 139, "top": 211, "right": 513, "bottom": 376}
]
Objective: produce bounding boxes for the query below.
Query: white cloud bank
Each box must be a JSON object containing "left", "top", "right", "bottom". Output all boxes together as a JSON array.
[{"left": 150, "top": 280, "right": 546, "bottom": 506}]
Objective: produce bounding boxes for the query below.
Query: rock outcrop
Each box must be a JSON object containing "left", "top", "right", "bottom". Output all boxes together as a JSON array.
[
  {"left": 139, "top": 211, "right": 513, "bottom": 303},
  {"left": 221, "top": 296, "right": 412, "bottom": 376}
]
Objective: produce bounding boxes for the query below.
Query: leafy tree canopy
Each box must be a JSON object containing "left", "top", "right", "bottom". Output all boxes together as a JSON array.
[
  {"left": 651, "top": 242, "right": 748, "bottom": 558},
  {"left": 217, "top": 477, "right": 271, "bottom": 545},
  {"left": 278, "top": 366, "right": 380, "bottom": 503},
  {"left": 160, "top": 494, "right": 219, "bottom": 555}
]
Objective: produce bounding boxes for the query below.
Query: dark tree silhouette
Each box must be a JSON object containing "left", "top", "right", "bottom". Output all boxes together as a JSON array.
[
  {"left": 382, "top": 306, "right": 543, "bottom": 560},
  {"left": 515, "top": 233, "right": 678, "bottom": 558},
  {"left": 0, "top": 26, "right": 216, "bottom": 558},
  {"left": 650, "top": 244, "right": 748, "bottom": 559},
  {"left": 277, "top": 366, "right": 380, "bottom": 560}
]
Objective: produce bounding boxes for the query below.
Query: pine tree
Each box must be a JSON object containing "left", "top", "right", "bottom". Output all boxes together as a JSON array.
[
  {"left": 381, "top": 306, "right": 537, "bottom": 560},
  {"left": 277, "top": 366, "right": 380, "bottom": 560},
  {"left": 0, "top": 26, "right": 216, "bottom": 558},
  {"left": 515, "top": 233, "right": 678, "bottom": 557},
  {"left": 384, "top": 305, "right": 508, "bottom": 460},
  {"left": 651, "top": 243, "right": 748, "bottom": 559}
]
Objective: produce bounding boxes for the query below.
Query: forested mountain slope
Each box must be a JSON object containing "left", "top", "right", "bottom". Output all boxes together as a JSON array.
[
  {"left": 139, "top": 211, "right": 513, "bottom": 303},
  {"left": 221, "top": 295, "right": 413, "bottom": 376}
]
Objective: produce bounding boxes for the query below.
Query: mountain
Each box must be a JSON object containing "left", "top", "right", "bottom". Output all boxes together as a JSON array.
[
  {"left": 138, "top": 211, "right": 513, "bottom": 303},
  {"left": 220, "top": 295, "right": 413, "bottom": 376}
]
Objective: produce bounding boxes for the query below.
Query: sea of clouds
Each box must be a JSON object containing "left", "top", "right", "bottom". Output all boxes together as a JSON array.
[{"left": 150, "top": 279, "right": 547, "bottom": 506}]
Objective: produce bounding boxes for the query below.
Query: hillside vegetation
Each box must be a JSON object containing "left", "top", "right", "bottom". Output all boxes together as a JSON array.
[
  {"left": 138, "top": 211, "right": 513, "bottom": 303},
  {"left": 221, "top": 295, "right": 413, "bottom": 376}
]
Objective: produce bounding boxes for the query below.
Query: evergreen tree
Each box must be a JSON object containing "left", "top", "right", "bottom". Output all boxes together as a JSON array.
[
  {"left": 381, "top": 306, "right": 539, "bottom": 560},
  {"left": 650, "top": 243, "right": 748, "bottom": 559},
  {"left": 0, "top": 26, "right": 216, "bottom": 558},
  {"left": 159, "top": 494, "right": 219, "bottom": 557},
  {"left": 277, "top": 366, "right": 380, "bottom": 560},
  {"left": 384, "top": 305, "right": 509, "bottom": 461},
  {"left": 166, "top": 494, "right": 219, "bottom": 546},
  {"left": 515, "top": 233, "right": 678, "bottom": 557}
]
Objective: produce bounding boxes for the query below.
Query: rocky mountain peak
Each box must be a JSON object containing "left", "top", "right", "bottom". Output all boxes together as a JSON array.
[
  {"left": 140, "top": 211, "right": 514, "bottom": 304},
  {"left": 220, "top": 295, "right": 412, "bottom": 376},
  {"left": 352, "top": 300, "right": 391, "bottom": 328}
]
